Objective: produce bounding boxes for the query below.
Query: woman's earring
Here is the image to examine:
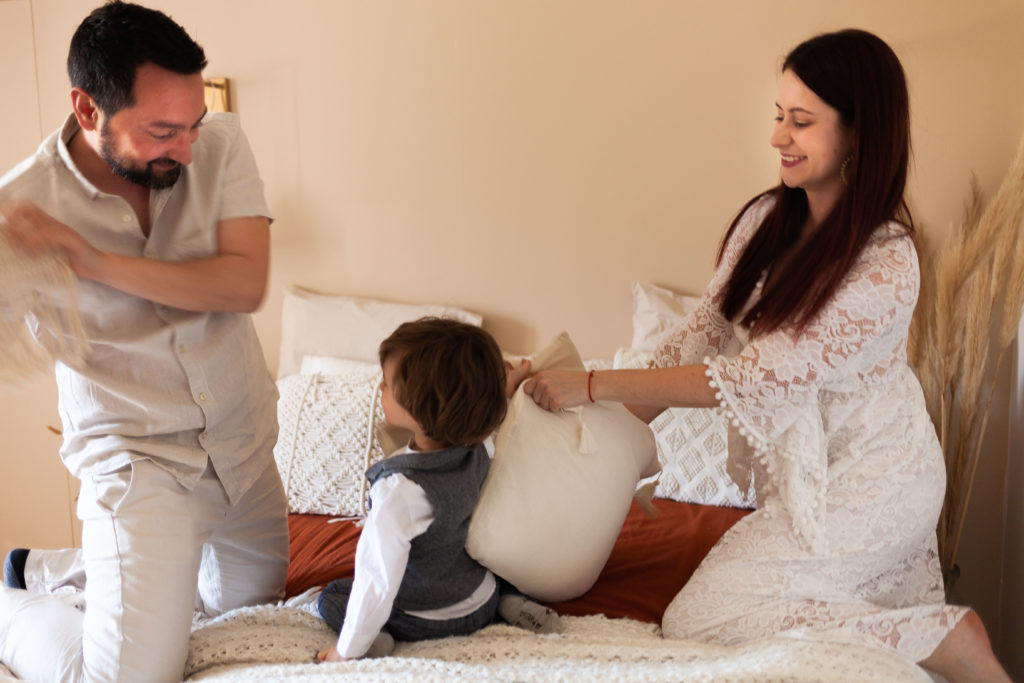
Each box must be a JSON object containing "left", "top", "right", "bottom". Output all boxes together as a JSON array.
[{"left": 840, "top": 155, "right": 853, "bottom": 186}]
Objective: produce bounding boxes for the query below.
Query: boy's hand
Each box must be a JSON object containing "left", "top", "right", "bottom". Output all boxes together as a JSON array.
[
  {"left": 317, "top": 646, "right": 349, "bottom": 663},
  {"left": 505, "top": 358, "right": 532, "bottom": 397}
]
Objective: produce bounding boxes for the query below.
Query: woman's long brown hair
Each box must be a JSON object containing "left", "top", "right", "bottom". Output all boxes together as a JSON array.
[{"left": 717, "top": 29, "right": 914, "bottom": 337}]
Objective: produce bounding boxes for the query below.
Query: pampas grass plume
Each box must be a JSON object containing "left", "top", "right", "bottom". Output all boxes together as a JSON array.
[{"left": 910, "top": 129, "right": 1024, "bottom": 587}]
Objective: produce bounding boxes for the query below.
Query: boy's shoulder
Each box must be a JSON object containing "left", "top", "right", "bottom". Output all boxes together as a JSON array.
[{"left": 371, "top": 443, "right": 486, "bottom": 478}]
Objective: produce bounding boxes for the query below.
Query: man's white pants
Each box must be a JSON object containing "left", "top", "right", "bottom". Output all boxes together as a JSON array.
[{"left": 0, "top": 456, "right": 289, "bottom": 683}]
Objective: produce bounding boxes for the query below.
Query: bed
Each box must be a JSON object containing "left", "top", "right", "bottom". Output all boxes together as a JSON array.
[
  {"left": 173, "top": 500, "right": 927, "bottom": 682},
  {"left": 0, "top": 283, "right": 933, "bottom": 682},
  {"left": 0, "top": 504, "right": 932, "bottom": 683}
]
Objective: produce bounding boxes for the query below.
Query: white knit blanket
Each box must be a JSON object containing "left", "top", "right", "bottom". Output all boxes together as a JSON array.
[
  {"left": 0, "top": 593, "right": 930, "bottom": 682},
  {"left": 182, "top": 593, "right": 930, "bottom": 683}
]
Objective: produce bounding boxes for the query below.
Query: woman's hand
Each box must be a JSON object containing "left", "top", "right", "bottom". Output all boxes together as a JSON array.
[
  {"left": 316, "top": 646, "right": 349, "bottom": 663},
  {"left": 504, "top": 358, "right": 532, "bottom": 398},
  {"left": 522, "top": 370, "right": 589, "bottom": 412},
  {"left": 0, "top": 200, "right": 102, "bottom": 278}
]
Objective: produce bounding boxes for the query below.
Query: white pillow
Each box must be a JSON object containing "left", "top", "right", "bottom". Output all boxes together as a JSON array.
[
  {"left": 467, "top": 332, "right": 659, "bottom": 602},
  {"left": 277, "top": 286, "right": 483, "bottom": 378},
  {"left": 300, "top": 355, "right": 373, "bottom": 376},
  {"left": 274, "top": 362, "right": 408, "bottom": 517},
  {"left": 615, "top": 344, "right": 754, "bottom": 509},
  {"left": 630, "top": 281, "right": 700, "bottom": 351}
]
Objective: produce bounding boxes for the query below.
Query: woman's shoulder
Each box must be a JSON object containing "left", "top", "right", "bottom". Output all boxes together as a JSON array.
[
  {"left": 849, "top": 221, "right": 919, "bottom": 285},
  {"left": 865, "top": 221, "right": 916, "bottom": 258},
  {"left": 741, "top": 192, "right": 777, "bottom": 224},
  {"left": 725, "top": 191, "right": 777, "bottom": 246}
]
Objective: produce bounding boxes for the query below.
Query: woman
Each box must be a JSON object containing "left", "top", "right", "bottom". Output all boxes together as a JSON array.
[{"left": 523, "top": 29, "right": 1008, "bottom": 681}]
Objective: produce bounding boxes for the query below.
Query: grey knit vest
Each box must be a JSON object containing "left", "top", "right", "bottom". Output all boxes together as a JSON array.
[{"left": 366, "top": 442, "right": 491, "bottom": 612}]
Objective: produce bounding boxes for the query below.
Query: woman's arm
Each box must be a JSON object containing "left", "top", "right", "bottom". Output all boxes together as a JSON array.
[{"left": 522, "top": 364, "right": 718, "bottom": 421}]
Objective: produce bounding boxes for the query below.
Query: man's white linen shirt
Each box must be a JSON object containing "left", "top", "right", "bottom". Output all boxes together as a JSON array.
[
  {"left": 335, "top": 443, "right": 497, "bottom": 659},
  {"left": 0, "top": 113, "right": 276, "bottom": 504}
]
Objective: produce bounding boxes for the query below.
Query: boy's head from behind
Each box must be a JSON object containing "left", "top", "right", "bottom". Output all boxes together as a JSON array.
[{"left": 379, "top": 317, "right": 507, "bottom": 448}]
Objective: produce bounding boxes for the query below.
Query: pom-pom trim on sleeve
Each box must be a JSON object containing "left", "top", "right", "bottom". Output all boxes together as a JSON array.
[
  {"left": 703, "top": 356, "right": 828, "bottom": 552},
  {"left": 703, "top": 356, "right": 770, "bottom": 457}
]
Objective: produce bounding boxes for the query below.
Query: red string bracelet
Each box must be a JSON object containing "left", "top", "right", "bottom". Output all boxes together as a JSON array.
[{"left": 587, "top": 369, "right": 596, "bottom": 403}]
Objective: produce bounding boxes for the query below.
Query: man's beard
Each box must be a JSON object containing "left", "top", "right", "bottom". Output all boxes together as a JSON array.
[{"left": 99, "top": 124, "right": 182, "bottom": 190}]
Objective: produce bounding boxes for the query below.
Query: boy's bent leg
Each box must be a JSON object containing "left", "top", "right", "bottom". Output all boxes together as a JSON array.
[
  {"left": 317, "top": 579, "right": 355, "bottom": 633},
  {"left": 79, "top": 458, "right": 205, "bottom": 683},
  {"left": 196, "top": 458, "right": 289, "bottom": 616}
]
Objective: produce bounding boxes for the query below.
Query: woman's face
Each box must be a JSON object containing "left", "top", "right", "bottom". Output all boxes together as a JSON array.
[{"left": 770, "top": 69, "right": 853, "bottom": 209}]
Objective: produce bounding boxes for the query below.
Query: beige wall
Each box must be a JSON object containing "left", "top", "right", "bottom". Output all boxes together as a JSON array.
[
  {"left": 0, "top": 0, "right": 81, "bottom": 555},
  {"left": 2, "top": 0, "right": 1022, "bottom": 672}
]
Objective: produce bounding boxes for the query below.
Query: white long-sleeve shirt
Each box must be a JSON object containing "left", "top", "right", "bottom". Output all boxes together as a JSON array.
[{"left": 335, "top": 445, "right": 497, "bottom": 659}]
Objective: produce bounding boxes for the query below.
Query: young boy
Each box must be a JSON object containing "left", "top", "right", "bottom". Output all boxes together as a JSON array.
[{"left": 316, "top": 317, "right": 560, "bottom": 662}]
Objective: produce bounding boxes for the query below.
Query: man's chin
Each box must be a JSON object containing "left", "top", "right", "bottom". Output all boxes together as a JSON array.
[
  {"left": 123, "top": 165, "right": 181, "bottom": 190},
  {"left": 147, "top": 166, "right": 182, "bottom": 189},
  {"left": 106, "top": 162, "right": 181, "bottom": 190}
]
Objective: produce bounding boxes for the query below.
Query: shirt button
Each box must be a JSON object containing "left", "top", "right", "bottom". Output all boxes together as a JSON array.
[
  {"left": 122, "top": 214, "right": 133, "bottom": 223},
  {"left": 198, "top": 392, "right": 208, "bottom": 402},
  {"left": 178, "top": 345, "right": 186, "bottom": 354}
]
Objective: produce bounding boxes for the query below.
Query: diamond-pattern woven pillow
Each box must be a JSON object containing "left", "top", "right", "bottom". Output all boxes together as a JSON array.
[
  {"left": 614, "top": 347, "right": 753, "bottom": 508},
  {"left": 273, "top": 366, "right": 393, "bottom": 517}
]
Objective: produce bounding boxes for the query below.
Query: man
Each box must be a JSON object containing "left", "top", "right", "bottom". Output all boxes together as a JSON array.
[{"left": 0, "top": 2, "right": 289, "bottom": 681}]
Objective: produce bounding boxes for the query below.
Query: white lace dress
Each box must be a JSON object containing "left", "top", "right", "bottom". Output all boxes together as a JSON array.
[{"left": 658, "top": 197, "right": 965, "bottom": 662}]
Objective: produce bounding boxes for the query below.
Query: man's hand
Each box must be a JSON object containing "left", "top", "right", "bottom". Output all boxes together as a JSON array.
[
  {"left": 0, "top": 200, "right": 101, "bottom": 277},
  {"left": 1, "top": 200, "right": 270, "bottom": 313}
]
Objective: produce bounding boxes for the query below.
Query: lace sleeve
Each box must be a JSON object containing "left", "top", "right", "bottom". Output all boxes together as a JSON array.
[{"left": 706, "top": 228, "right": 919, "bottom": 550}]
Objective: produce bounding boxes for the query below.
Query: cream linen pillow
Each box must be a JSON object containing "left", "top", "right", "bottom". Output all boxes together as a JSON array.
[
  {"left": 277, "top": 286, "right": 482, "bottom": 378},
  {"left": 467, "top": 333, "right": 659, "bottom": 602}
]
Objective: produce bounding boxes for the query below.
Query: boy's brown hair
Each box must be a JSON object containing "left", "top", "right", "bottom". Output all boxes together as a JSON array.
[{"left": 379, "top": 317, "right": 507, "bottom": 447}]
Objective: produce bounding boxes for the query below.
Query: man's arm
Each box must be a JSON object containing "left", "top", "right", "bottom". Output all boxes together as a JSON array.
[{"left": 1, "top": 200, "right": 269, "bottom": 313}]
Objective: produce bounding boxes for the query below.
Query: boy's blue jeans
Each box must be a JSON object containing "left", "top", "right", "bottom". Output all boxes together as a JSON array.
[{"left": 318, "top": 577, "right": 500, "bottom": 643}]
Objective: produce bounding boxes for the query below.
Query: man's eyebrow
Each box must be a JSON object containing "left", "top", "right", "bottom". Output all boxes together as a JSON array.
[{"left": 149, "top": 108, "right": 208, "bottom": 130}]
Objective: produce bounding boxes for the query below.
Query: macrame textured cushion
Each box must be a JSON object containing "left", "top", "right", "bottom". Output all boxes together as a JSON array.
[
  {"left": 273, "top": 366, "right": 391, "bottom": 517},
  {"left": 0, "top": 240, "right": 88, "bottom": 389}
]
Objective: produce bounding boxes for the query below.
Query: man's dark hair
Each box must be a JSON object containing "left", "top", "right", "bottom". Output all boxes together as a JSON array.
[
  {"left": 67, "top": 1, "right": 207, "bottom": 115},
  {"left": 379, "top": 318, "right": 508, "bottom": 447}
]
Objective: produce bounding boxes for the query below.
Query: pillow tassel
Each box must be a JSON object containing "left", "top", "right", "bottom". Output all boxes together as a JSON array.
[
  {"left": 575, "top": 407, "right": 596, "bottom": 454},
  {"left": 633, "top": 478, "right": 661, "bottom": 518}
]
